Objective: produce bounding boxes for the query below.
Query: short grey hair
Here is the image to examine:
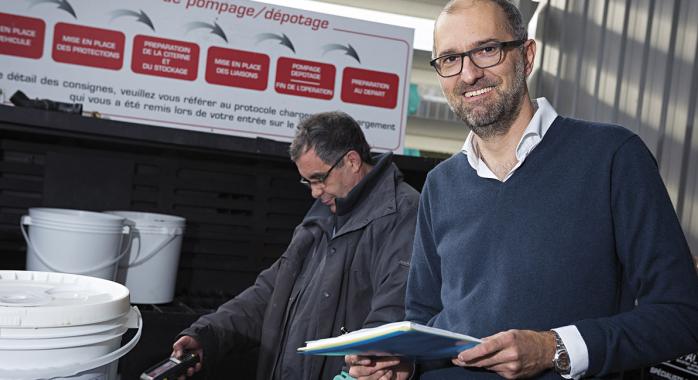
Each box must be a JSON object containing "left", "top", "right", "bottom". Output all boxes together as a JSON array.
[
  {"left": 289, "top": 111, "right": 372, "bottom": 165},
  {"left": 436, "top": 0, "right": 528, "bottom": 55}
]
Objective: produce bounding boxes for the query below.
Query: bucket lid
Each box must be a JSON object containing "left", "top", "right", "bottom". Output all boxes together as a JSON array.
[
  {"left": 0, "top": 271, "right": 130, "bottom": 328},
  {"left": 106, "top": 211, "right": 185, "bottom": 230},
  {"left": 29, "top": 208, "right": 125, "bottom": 227}
]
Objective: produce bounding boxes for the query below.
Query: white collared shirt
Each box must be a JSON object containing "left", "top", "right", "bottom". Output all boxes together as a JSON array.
[
  {"left": 463, "top": 97, "right": 558, "bottom": 181},
  {"left": 462, "top": 97, "right": 588, "bottom": 379}
]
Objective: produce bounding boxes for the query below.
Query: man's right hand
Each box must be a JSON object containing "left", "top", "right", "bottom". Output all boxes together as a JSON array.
[
  {"left": 172, "top": 335, "right": 204, "bottom": 379},
  {"left": 345, "top": 355, "right": 413, "bottom": 380}
]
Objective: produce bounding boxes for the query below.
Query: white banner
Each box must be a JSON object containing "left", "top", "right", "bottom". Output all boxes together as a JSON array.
[{"left": 0, "top": 0, "right": 414, "bottom": 152}]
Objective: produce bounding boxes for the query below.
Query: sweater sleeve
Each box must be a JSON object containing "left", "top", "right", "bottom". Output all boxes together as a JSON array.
[
  {"left": 405, "top": 176, "right": 445, "bottom": 325},
  {"left": 575, "top": 135, "right": 698, "bottom": 375}
]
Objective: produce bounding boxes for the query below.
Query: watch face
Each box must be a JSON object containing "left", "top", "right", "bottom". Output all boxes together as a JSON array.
[{"left": 555, "top": 351, "right": 571, "bottom": 374}]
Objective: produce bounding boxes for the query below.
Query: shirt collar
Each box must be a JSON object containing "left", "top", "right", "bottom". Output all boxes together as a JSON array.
[{"left": 462, "top": 97, "right": 558, "bottom": 178}]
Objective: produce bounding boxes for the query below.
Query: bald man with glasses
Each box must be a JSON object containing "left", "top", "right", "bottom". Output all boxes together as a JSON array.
[
  {"left": 347, "top": 0, "right": 698, "bottom": 379},
  {"left": 172, "top": 111, "right": 419, "bottom": 380}
]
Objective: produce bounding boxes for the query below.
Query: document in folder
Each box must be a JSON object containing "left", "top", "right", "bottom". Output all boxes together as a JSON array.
[{"left": 297, "top": 321, "right": 481, "bottom": 360}]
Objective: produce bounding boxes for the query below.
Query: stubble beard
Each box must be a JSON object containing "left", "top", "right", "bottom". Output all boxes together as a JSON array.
[{"left": 448, "top": 58, "right": 527, "bottom": 140}]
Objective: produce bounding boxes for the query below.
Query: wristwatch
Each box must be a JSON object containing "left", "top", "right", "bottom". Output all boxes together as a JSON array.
[{"left": 550, "top": 330, "right": 571, "bottom": 376}]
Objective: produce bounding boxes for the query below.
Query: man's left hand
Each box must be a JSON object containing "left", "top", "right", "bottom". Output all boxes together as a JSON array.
[{"left": 452, "top": 329, "right": 555, "bottom": 379}]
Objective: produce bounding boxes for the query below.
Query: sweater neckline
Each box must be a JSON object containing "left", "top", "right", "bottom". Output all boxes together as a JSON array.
[{"left": 466, "top": 115, "right": 565, "bottom": 186}]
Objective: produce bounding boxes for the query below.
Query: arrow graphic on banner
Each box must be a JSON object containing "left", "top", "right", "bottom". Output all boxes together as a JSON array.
[
  {"left": 185, "top": 21, "right": 228, "bottom": 43},
  {"left": 28, "top": 0, "right": 77, "bottom": 19},
  {"left": 322, "top": 44, "right": 361, "bottom": 63},
  {"left": 256, "top": 33, "right": 296, "bottom": 53},
  {"left": 109, "top": 9, "right": 155, "bottom": 32}
]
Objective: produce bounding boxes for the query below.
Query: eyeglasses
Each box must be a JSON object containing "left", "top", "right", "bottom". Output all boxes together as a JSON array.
[
  {"left": 299, "top": 150, "right": 350, "bottom": 188},
  {"left": 430, "top": 39, "right": 526, "bottom": 78}
]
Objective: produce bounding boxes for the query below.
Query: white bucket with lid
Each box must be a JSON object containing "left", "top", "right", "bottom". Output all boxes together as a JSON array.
[
  {"left": 0, "top": 270, "right": 142, "bottom": 380},
  {"left": 21, "top": 208, "right": 132, "bottom": 280},
  {"left": 107, "top": 211, "right": 185, "bottom": 304}
]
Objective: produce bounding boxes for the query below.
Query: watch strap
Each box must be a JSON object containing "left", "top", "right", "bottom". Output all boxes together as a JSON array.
[{"left": 550, "top": 330, "right": 571, "bottom": 375}]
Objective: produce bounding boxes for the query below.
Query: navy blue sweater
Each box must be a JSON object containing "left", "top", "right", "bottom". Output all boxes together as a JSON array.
[{"left": 406, "top": 117, "right": 698, "bottom": 379}]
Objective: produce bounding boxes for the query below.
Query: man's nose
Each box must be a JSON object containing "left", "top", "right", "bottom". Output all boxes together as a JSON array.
[
  {"left": 310, "top": 184, "right": 324, "bottom": 198},
  {"left": 459, "top": 57, "right": 485, "bottom": 85}
]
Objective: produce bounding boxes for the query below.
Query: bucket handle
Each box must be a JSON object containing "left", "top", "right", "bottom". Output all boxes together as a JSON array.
[
  {"left": 20, "top": 215, "right": 134, "bottom": 275},
  {"left": 121, "top": 227, "right": 181, "bottom": 268},
  {"left": 0, "top": 306, "right": 143, "bottom": 380}
]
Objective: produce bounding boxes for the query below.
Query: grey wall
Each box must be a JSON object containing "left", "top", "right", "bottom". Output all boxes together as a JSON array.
[{"left": 531, "top": 0, "right": 698, "bottom": 259}]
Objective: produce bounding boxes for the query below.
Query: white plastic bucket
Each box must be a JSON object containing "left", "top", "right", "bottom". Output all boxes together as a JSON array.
[
  {"left": 107, "top": 211, "right": 185, "bottom": 304},
  {"left": 0, "top": 270, "right": 142, "bottom": 380},
  {"left": 21, "top": 208, "right": 132, "bottom": 281}
]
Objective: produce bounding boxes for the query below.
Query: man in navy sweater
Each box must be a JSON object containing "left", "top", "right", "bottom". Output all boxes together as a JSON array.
[{"left": 347, "top": 0, "right": 698, "bottom": 379}]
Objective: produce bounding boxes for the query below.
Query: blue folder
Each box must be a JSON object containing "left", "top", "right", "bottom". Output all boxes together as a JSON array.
[{"left": 298, "top": 321, "right": 481, "bottom": 360}]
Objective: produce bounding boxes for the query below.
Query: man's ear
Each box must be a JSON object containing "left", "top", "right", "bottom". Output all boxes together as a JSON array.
[
  {"left": 524, "top": 39, "right": 536, "bottom": 77},
  {"left": 346, "top": 150, "right": 362, "bottom": 172}
]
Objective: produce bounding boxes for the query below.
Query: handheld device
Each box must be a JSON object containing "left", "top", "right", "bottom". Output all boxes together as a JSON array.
[{"left": 140, "top": 352, "right": 200, "bottom": 380}]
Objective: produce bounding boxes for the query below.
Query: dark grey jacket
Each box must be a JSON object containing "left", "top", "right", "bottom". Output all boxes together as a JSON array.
[{"left": 181, "top": 153, "right": 419, "bottom": 379}]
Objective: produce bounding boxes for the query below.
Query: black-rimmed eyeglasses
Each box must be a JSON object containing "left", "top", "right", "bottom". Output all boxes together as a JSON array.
[
  {"left": 299, "top": 150, "right": 350, "bottom": 188},
  {"left": 430, "top": 39, "right": 526, "bottom": 78}
]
